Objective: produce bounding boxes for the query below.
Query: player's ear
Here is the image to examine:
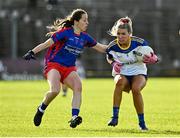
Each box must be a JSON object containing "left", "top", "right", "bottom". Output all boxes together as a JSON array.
[{"left": 74, "top": 20, "right": 78, "bottom": 25}]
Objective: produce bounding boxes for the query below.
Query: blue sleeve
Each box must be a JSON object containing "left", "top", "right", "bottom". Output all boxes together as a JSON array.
[
  {"left": 51, "top": 29, "right": 68, "bottom": 43},
  {"left": 142, "top": 40, "right": 149, "bottom": 46},
  {"left": 84, "top": 34, "right": 97, "bottom": 47}
]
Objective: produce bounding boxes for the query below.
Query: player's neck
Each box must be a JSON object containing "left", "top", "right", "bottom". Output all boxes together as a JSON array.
[
  {"left": 117, "top": 38, "right": 131, "bottom": 50},
  {"left": 120, "top": 43, "right": 129, "bottom": 48},
  {"left": 73, "top": 26, "right": 81, "bottom": 35}
]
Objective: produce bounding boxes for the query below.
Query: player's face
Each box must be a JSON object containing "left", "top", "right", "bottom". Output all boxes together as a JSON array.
[
  {"left": 76, "top": 14, "right": 89, "bottom": 32},
  {"left": 117, "top": 28, "right": 130, "bottom": 44}
]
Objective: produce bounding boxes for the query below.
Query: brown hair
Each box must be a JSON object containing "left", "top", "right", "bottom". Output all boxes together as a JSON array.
[
  {"left": 46, "top": 9, "right": 87, "bottom": 36},
  {"left": 109, "top": 16, "right": 133, "bottom": 36}
]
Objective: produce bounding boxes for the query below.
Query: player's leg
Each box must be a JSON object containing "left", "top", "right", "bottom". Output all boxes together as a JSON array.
[
  {"left": 131, "top": 75, "right": 148, "bottom": 130},
  {"left": 108, "top": 75, "right": 130, "bottom": 126},
  {"left": 63, "top": 71, "right": 82, "bottom": 128},
  {"left": 62, "top": 84, "right": 68, "bottom": 97},
  {"left": 34, "top": 69, "right": 61, "bottom": 126}
]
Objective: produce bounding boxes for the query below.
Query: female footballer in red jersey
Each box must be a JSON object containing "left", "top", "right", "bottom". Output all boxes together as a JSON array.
[
  {"left": 23, "top": 9, "right": 107, "bottom": 128},
  {"left": 106, "top": 17, "right": 158, "bottom": 130}
]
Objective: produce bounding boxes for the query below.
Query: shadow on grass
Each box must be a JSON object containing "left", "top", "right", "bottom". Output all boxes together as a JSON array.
[{"left": 63, "top": 128, "right": 180, "bottom": 136}]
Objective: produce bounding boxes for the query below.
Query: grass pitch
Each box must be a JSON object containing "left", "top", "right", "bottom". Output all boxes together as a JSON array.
[{"left": 0, "top": 78, "right": 180, "bottom": 137}]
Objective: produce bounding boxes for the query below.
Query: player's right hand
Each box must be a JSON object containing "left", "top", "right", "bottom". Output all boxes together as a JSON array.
[
  {"left": 111, "top": 61, "right": 122, "bottom": 73},
  {"left": 23, "top": 50, "right": 36, "bottom": 60}
]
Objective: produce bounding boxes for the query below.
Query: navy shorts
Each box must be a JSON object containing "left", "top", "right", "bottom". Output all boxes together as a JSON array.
[{"left": 124, "top": 74, "right": 147, "bottom": 85}]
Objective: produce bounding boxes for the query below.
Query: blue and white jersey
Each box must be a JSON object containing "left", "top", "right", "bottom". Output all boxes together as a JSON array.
[
  {"left": 106, "top": 36, "right": 149, "bottom": 76},
  {"left": 45, "top": 27, "right": 97, "bottom": 67}
]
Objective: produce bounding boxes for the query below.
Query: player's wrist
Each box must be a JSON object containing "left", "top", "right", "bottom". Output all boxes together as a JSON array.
[
  {"left": 28, "top": 50, "right": 35, "bottom": 55},
  {"left": 111, "top": 61, "right": 116, "bottom": 66}
]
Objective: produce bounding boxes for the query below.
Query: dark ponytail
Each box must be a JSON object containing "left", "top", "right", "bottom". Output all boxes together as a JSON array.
[{"left": 46, "top": 9, "right": 87, "bottom": 36}]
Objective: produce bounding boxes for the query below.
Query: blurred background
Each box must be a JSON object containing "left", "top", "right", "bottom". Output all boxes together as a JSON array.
[{"left": 0, "top": 0, "right": 180, "bottom": 80}]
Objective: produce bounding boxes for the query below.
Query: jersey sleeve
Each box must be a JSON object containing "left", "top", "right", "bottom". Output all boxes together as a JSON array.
[
  {"left": 106, "top": 40, "right": 115, "bottom": 53},
  {"left": 142, "top": 39, "right": 149, "bottom": 46},
  {"left": 106, "top": 45, "right": 111, "bottom": 53},
  {"left": 106, "top": 42, "right": 114, "bottom": 60},
  {"left": 84, "top": 34, "right": 97, "bottom": 47},
  {"left": 51, "top": 28, "right": 68, "bottom": 43}
]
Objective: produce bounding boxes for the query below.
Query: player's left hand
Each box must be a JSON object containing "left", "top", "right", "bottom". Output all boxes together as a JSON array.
[
  {"left": 143, "top": 52, "right": 158, "bottom": 64},
  {"left": 23, "top": 50, "right": 36, "bottom": 60}
]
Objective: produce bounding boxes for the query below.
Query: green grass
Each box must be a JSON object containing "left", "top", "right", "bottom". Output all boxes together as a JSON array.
[{"left": 0, "top": 78, "right": 180, "bottom": 137}]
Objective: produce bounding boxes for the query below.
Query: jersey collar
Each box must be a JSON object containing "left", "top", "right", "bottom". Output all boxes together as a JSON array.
[{"left": 116, "top": 37, "right": 131, "bottom": 50}]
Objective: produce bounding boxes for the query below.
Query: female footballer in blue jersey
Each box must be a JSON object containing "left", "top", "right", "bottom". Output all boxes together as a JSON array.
[
  {"left": 23, "top": 9, "right": 107, "bottom": 128},
  {"left": 106, "top": 17, "right": 158, "bottom": 130}
]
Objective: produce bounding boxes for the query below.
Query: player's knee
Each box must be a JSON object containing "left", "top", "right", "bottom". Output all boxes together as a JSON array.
[
  {"left": 131, "top": 87, "right": 141, "bottom": 96},
  {"left": 49, "top": 86, "right": 60, "bottom": 95}
]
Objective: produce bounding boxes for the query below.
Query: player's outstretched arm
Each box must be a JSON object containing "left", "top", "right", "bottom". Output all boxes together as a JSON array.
[
  {"left": 92, "top": 43, "right": 108, "bottom": 53},
  {"left": 32, "top": 38, "right": 54, "bottom": 54},
  {"left": 23, "top": 38, "right": 54, "bottom": 60}
]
